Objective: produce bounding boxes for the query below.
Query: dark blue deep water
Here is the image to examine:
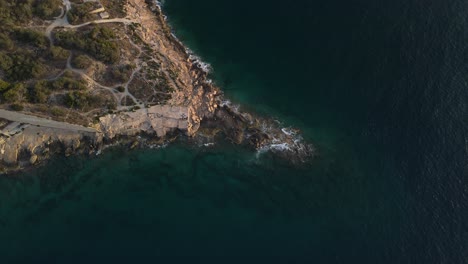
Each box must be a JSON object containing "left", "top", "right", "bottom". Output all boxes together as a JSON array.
[{"left": 1, "top": 0, "right": 467, "bottom": 262}]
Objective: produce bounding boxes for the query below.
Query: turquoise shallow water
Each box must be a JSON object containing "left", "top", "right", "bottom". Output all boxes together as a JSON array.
[{"left": 0, "top": 0, "right": 467, "bottom": 262}]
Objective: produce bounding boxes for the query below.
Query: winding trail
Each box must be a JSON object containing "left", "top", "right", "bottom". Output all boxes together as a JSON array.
[
  {"left": 68, "top": 18, "right": 135, "bottom": 29},
  {"left": 45, "top": 0, "right": 145, "bottom": 111}
]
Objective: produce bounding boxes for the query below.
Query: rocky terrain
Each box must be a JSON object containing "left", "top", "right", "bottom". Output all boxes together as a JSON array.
[{"left": 0, "top": 0, "right": 313, "bottom": 174}]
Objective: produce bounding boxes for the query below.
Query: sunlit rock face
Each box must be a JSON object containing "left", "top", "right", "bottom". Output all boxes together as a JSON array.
[{"left": 98, "top": 105, "right": 189, "bottom": 139}]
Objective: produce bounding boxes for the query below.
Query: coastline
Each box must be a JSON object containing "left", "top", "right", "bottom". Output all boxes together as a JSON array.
[
  {"left": 141, "top": 0, "right": 314, "bottom": 159},
  {"left": 0, "top": 0, "right": 314, "bottom": 175}
]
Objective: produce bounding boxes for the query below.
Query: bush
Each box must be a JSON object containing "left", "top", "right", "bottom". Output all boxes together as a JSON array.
[
  {"left": 0, "top": 79, "right": 10, "bottom": 92},
  {"left": 0, "top": 52, "right": 13, "bottom": 70},
  {"left": 4, "top": 53, "right": 46, "bottom": 81},
  {"left": 50, "top": 77, "right": 87, "bottom": 90},
  {"left": 0, "top": 0, "right": 33, "bottom": 25},
  {"left": 28, "top": 80, "right": 50, "bottom": 103},
  {"left": 72, "top": 54, "right": 93, "bottom": 69},
  {"left": 111, "top": 64, "right": 133, "bottom": 83},
  {"left": 0, "top": 32, "right": 13, "bottom": 50},
  {"left": 13, "top": 28, "right": 49, "bottom": 49},
  {"left": 65, "top": 90, "right": 103, "bottom": 109},
  {"left": 51, "top": 107, "right": 65, "bottom": 116},
  {"left": 53, "top": 30, "right": 86, "bottom": 49},
  {"left": 49, "top": 46, "right": 70, "bottom": 60},
  {"left": 67, "top": 2, "right": 99, "bottom": 24},
  {"left": 0, "top": 51, "right": 45, "bottom": 81},
  {"left": 2, "top": 83, "right": 26, "bottom": 103},
  {"left": 54, "top": 26, "right": 120, "bottom": 64},
  {"left": 34, "top": 0, "right": 62, "bottom": 19},
  {"left": 10, "top": 103, "right": 24, "bottom": 111}
]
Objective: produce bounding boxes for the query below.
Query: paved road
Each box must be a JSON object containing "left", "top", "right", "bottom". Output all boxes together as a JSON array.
[{"left": 0, "top": 109, "right": 97, "bottom": 133}]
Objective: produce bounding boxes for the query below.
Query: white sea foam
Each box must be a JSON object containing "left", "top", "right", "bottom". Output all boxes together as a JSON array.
[
  {"left": 188, "top": 53, "right": 212, "bottom": 73},
  {"left": 149, "top": 142, "right": 169, "bottom": 149},
  {"left": 154, "top": 0, "right": 162, "bottom": 9},
  {"left": 254, "top": 121, "right": 313, "bottom": 161},
  {"left": 170, "top": 33, "right": 180, "bottom": 41},
  {"left": 147, "top": 0, "right": 162, "bottom": 11},
  {"left": 220, "top": 100, "right": 240, "bottom": 112},
  {"left": 154, "top": 3, "right": 312, "bottom": 160},
  {"left": 168, "top": 34, "right": 212, "bottom": 74},
  {"left": 255, "top": 142, "right": 293, "bottom": 159},
  {"left": 255, "top": 145, "right": 269, "bottom": 158},
  {"left": 269, "top": 143, "right": 292, "bottom": 151},
  {"left": 281, "top": 127, "right": 297, "bottom": 136},
  {"left": 161, "top": 2, "right": 215, "bottom": 86}
]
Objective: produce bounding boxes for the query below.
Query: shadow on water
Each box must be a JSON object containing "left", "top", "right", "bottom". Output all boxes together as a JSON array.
[
  {"left": 0, "top": 0, "right": 467, "bottom": 262},
  {"left": 0, "top": 138, "right": 402, "bottom": 262}
]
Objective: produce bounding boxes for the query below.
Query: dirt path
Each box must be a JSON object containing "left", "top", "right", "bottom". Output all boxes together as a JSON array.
[
  {"left": 44, "top": 1, "right": 144, "bottom": 111},
  {"left": 0, "top": 109, "right": 97, "bottom": 133}
]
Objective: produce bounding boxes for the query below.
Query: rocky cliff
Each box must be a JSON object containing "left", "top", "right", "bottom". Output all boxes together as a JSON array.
[{"left": 0, "top": 0, "right": 313, "bottom": 174}]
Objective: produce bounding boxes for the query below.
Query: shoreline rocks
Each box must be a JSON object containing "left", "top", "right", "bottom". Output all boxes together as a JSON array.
[{"left": 0, "top": 0, "right": 314, "bottom": 175}]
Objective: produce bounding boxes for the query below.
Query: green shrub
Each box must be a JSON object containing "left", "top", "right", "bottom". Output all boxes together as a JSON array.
[
  {"left": 54, "top": 26, "right": 120, "bottom": 64},
  {"left": 13, "top": 28, "right": 49, "bottom": 49},
  {"left": 34, "top": 0, "right": 62, "bottom": 19},
  {"left": 0, "top": 0, "right": 33, "bottom": 25},
  {"left": 51, "top": 107, "right": 65, "bottom": 116},
  {"left": 0, "top": 79, "right": 10, "bottom": 92},
  {"left": 65, "top": 90, "right": 103, "bottom": 109},
  {"left": 67, "top": 2, "right": 99, "bottom": 24},
  {"left": 53, "top": 30, "right": 86, "bottom": 49},
  {"left": 0, "top": 51, "right": 45, "bottom": 81},
  {"left": 72, "top": 54, "right": 93, "bottom": 69},
  {"left": 28, "top": 80, "right": 50, "bottom": 103},
  {"left": 2, "top": 83, "right": 26, "bottom": 103},
  {"left": 0, "top": 32, "right": 13, "bottom": 50},
  {"left": 49, "top": 46, "right": 70, "bottom": 60},
  {"left": 0, "top": 52, "right": 13, "bottom": 70},
  {"left": 111, "top": 64, "right": 133, "bottom": 82},
  {"left": 10, "top": 103, "right": 24, "bottom": 111},
  {"left": 50, "top": 77, "right": 87, "bottom": 90}
]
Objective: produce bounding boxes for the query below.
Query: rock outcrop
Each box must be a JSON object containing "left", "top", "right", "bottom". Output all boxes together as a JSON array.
[
  {"left": 98, "top": 105, "right": 188, "bottom": 138},
  {"left": 0, "top": 118, "right": 101, "bottom": 172},
  {"left": 0, "top": 0, "right": 314, "bottom": 174}
]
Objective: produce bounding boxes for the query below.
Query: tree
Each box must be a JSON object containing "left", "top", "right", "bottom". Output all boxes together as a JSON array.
[
  {"left": 50, "top": 77, "right": 87, "bottom": 90},
  {"left": 0, "top": 32, "right": 13, "bottom": 50},
  {"left": 0, "top": 79, "right": 10, "bottom": 92},
  {"left": 72, "top": 54, "right": 93, "bottom": 69},
  {"left": 49, "top": 46, "right": 70, "bottom": 60},
  {"left": 14, "top": 28, "right": 50, "bottom": 50},
  {"left": 14, "top": 3, "right": 33, "bottom": 24},
  {"left": 0, "top": 52, "right": 13, "bottom": 71},
  {"left": 10, "top": 103, "right": 24, "bottom": 111},
  {"left": 29, "top": 80, "right": 50, "bottom": 103},
  {"left": 65, "top": 91, "right": 89, "bottom": 108},
  {"left": 54, "top": 26, "right": 120, "bottom": 64},
  {"left": 2, "top": 83, "right": 26, "bottom": 103},
  {"left": 66, "top": 2, "right": 97, "bottom": 24},
  {"left": 34, "top": 0, "right": 62, "bottom": 19},
  {"left": 3, "top": 52, "right": 45, "bottom": 81}
]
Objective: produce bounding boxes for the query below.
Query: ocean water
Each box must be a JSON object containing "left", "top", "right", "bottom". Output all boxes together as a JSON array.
[{"left": 1, "top": 0, "right": 467, "bottom": 262}]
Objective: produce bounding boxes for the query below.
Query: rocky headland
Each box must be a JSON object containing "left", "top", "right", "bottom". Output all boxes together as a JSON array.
[{"left": 0, "top": 0, "right": 313, "bottom": 174}]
